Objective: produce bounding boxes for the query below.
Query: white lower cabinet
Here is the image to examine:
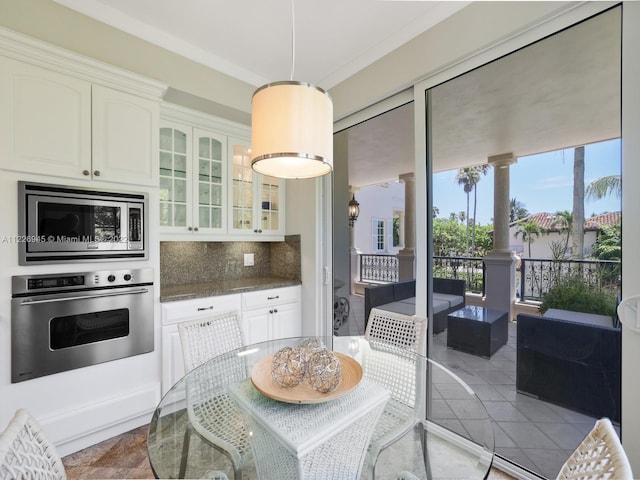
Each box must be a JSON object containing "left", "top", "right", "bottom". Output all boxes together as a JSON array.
[
  {"left": 160, "top": 285, "right": 301, "bottom": 394},
  {"left": 241, "top": 286, "right": 302, "bottom": 345},
  {"left": 161, "top": 293, "right": 242, "bottom": 394}
]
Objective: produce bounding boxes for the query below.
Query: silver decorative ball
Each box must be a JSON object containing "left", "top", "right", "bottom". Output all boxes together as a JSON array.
[
  {"left": 299, "top": 338, "right": 324, "bottom": 363},
  {"left": 271, "top": 347, "right": 306, "bottom": 387},
  {"left": 306, "top": 349, "right": 342, "bottom": 393}
]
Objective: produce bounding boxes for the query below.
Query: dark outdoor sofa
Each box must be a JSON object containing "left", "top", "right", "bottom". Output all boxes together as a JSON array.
[
  {"left": 516, "top": 311, "right": 621, "bottom": 423},
  {"left": 364, "top": 278, "right": 466, "bottom": 334}
]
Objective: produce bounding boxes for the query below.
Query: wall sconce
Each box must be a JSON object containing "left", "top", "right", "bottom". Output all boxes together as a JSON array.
[{"left": 348, "top": 194, "right": 360, "bottom": 227}]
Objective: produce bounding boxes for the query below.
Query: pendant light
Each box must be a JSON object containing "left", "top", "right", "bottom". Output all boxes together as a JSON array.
[{"left": 251, "top": 0, "right": 333, "bottom": 179}]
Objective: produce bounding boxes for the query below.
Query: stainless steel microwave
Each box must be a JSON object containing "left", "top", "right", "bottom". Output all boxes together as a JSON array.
[{"left": 18, "top": 181, "right": 148, "bottom": 264}]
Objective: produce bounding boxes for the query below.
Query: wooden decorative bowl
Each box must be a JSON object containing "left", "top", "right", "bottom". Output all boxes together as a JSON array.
[{"left": 251, "top": 352, "right": 363, "bottom": 404}]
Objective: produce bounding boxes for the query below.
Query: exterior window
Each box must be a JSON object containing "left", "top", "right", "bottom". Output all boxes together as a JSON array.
[{"left": 372, "top": 218, "right": 385, "bottom": 251}]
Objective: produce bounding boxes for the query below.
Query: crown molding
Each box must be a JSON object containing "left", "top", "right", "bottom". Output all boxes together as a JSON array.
[{"left": 0, "top": 26, "right": 167, "bottom": 100}]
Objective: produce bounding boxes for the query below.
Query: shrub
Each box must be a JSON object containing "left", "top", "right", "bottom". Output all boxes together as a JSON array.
[{"left": 539, "top": 276, "right": 618, "bottom": 319}]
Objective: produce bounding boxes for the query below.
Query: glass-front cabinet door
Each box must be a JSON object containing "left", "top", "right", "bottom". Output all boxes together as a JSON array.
[
  {"left": 193, "top": 128, "right": 227, "bottom": 234},
  {"left": 159, "top": 122, "right": 191, "bottom": 230},
  {"left": 229, "top": 141, "right": 254, "bottom": 233},
  {"left": 259, "top": 174, "right": 280, "bottom": 232},
  {"left": 228, "top": 137, "right": 284, "bottom": 236},
  {"left": 159, "top": 121, "right": 227, "bottom": 235}
]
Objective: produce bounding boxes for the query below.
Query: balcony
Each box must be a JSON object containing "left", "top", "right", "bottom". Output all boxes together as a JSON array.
[{"left": 347, "top": 253, "right": 621, "bottom": 479}]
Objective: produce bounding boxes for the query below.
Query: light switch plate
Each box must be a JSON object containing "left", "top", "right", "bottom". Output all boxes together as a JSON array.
[{"left": 244, "top": 253, "right": 255, "bottom": 266}]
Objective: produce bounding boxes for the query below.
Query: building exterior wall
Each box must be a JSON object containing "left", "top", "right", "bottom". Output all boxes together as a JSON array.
[
  {"left": 509, "top": 229, "right": 600, "bottom": 258},
  {"left": 352, "top": 182, "right": 405, "bottom": 256}
]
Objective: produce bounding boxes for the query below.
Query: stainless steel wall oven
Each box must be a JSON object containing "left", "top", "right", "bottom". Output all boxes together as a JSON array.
[
  {"left": 18, "top": 181, "right": 147, "bottom": 264},
  {"left": 11, "top": 268, "right": 154, "bottom": 383}
]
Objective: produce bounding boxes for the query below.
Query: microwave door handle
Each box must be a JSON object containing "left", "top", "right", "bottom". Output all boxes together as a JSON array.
[{"left": 18, "top": 288, "right": 150, "bottom": 305}]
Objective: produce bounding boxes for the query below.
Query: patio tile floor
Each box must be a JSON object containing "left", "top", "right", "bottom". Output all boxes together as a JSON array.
[{"left": 342, "top": 294, "right": 609, "bottom": 480}]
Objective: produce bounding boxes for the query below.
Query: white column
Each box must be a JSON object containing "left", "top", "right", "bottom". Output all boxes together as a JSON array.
[
  {"left": 397, "top": 210, "right": 406, "bottom": 248},
  {"left": 398, "top": 172, "right": 416, "bottom": 281},
  {"left": 349, "top": 186, "right": 361, "bottom": 294},
  {"left": 484, "top": 154, "right": 518, "bottom": 318}
]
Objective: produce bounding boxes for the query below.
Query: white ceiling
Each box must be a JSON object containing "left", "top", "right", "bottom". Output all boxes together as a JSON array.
[
  {"left": 52, "top": 1, "right": 621, "bottom": 189},
  {"left": 52, "top": 0, "right": 467, "bottom": 89},
  {"left": 347, "top": 7, "right": 621, "bottom": 187}
]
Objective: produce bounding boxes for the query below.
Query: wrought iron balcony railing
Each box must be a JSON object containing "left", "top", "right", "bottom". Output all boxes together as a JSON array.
[
  {"left": 359, "top": 254, "right": 398, "bottom": 283},
  {"left": 358, "top": 253, "right": 620, "bottom": 303}
]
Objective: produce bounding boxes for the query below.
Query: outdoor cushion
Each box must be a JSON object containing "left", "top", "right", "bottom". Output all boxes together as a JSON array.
[
  {"left": 432, "top": 299, "right": 450, "bottom": 314},
  {"left": 398, "top": 297, "right": 415, "bottom": 305},
  {"left": 377, "top": 301, "right": 415, "bottom": 316},
  {"left": 433, "top": 293, "right": 464, "bottom": 309},
  {"left": 543, "top": 308, "right": 613, "bottom": 328}
]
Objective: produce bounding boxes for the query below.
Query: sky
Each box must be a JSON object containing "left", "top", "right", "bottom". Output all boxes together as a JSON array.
[{"left": 432, "top": 138, "right": 622, "bottom": 225}]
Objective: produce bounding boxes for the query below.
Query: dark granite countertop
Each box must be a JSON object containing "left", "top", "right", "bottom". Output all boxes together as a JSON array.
[{"left": 160, "top": 277, "right": 301, "bottom": 302}]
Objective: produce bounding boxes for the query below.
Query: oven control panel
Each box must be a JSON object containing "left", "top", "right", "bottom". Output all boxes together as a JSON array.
[
  {"left": 12, "top": 268, "right": 154, "bottom": 295},
  {"left": 91, "top": 270, "right": 145, "bottom": 286}
]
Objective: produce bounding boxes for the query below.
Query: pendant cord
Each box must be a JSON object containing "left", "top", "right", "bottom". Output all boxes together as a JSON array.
[{"left": 290, "top": 0, "right": 295, "bottom": 81}]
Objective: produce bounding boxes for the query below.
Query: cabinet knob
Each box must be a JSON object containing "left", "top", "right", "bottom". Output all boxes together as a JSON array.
[
  {"left": 187, "top": 226, "right": 193, "bottom": 231},
  {"left": 273, "top": 308, "right": 278, "bottom": 313},
  {"left": 269, "top": 309, "right": 274, "bottom": 314},
  {"left": 197, "top": 306, "right": 214, "bottom": 311},
  {"left": 267, "top": 296, "right": 280, "bottom": 300},
  {"left": 82, "top": 170, "right": 90, "bottom": 176},
  {"left": 193, "top": 227, "right": 199, "bottom": 232},
  {"left": 93, "top": 170, "right": 100, "bottom": 176}
]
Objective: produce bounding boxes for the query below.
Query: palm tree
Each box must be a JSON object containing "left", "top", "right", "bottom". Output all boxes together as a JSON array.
[
  {"left": 455, "top": 166, "right": 489, "bottom": 255},
  {"left": 572, "top": 146, "right": 585, "bottom": 259},
  {"left": 509, "top": 198, "right": 529, "bottom": 223},
  {"left": 515, "top": 219, "right": 545, "bottom": 258},
  {"left": 585, "top": 175, "right": 621, "bottom": 200},
  {"left": 455, "top": 168, "right": 476, "bottom": 254},
  {"left": 470, "top": 165, "right": 490, "bottom": 255},
  {"left": 515, "top": 219, "right": 546, "bottom": 294},
  {"left": 552, "top": 210, "right": 573, "bottom": 257}
]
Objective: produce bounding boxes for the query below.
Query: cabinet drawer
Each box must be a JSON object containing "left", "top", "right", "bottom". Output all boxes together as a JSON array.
[
  {"left": 242, "top": 286, "right": 300, "bottom": 310},
  {"left": 162, "top": 293, "right": 241, "bottom": 326}
]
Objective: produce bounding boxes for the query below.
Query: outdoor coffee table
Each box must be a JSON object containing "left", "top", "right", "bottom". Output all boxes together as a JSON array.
[{"left": 447, "top": 306, "right": 508, "bottom": 358}]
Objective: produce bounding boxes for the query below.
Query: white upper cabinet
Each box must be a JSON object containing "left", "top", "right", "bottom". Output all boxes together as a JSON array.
[
  {"left": 91, "top": 85, "right": 159, "bottom": 186},
  {"left": 0, "top": 29, "right": 166, "bottom": 186},
  {"left": 0, "top": 56, "right": 92, "bottom": 179},
  {"left": 228, "top": 137, "right": 285, "bottom": 236},
  {"left": 159, "top": 121, "right": 227, "bottom": 234}
]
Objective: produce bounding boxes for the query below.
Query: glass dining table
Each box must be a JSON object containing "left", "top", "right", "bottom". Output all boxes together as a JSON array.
[{"left": 147, "top": 336, "right": 494, "bottom": 479}]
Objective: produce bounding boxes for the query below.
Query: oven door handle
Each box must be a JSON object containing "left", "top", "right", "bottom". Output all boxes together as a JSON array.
[{"left": 18, "top": 288, "right": 150, "bottom": 305}]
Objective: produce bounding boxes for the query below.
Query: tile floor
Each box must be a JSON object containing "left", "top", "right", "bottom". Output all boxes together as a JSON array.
[
  {"left": 63, "top": 422, "right": 511, "bottom": 480},
  {"left": 340, "top": 294, "right": 604, "bottom": 479},
  {"left": 62, "top": 425, "right": 154, "bottom": 479}
]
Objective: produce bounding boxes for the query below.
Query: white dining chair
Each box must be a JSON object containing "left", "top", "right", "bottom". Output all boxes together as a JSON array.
[
  {"left": 365, "top": 308, "right": 426, "bottom": 354},
  {"left": 178, "top": 310, "right": 251, "bottom": 480},
  {"left": 556, "top": 417, "right": 632, "bottom": 480},
  {"left": 363, "top": 309, "right": 427, "bottom": 479},
  {"left": 0, "top": 409, "right": 67, "bottom": 480}
]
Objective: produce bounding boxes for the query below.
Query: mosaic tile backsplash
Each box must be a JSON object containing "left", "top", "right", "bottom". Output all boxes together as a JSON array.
[{"left": 160, "top": 235, "right": 301, "bottom": 286}]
